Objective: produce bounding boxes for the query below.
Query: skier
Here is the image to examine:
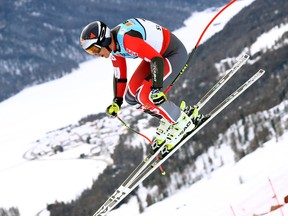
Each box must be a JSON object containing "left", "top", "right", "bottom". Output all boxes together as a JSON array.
[{"left": 80, "top": 18, "right": 202, "bottom": 152}]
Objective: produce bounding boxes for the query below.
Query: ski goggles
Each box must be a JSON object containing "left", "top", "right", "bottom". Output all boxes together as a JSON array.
[{"left": 85, "top": 44, "right": 101, "bottom": 55}]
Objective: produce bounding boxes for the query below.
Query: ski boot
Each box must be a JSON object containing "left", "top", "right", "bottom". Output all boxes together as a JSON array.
[
  {"left": 150, "top": 118, "right": 171, "bottom": 154},
  {"left": 180, "top": 101, "right": 205, "bottom": 127},
  {"left": 160, "top": 110, "right": 195, "bottom": 158}
]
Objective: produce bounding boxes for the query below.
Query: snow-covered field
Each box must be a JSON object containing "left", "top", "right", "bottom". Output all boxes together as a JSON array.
[
  {"left": 1, "top": 0, "right": 288, "bottom": 215},
  {"left": 111, "top": 133, "right": 288, "bottom": 216}
]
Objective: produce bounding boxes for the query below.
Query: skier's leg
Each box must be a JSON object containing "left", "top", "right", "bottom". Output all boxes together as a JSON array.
[
  {"left": 124, "top": 59, "right": 180, "bottom": 152},
  {"left": 124, "top": 60, "right": 150, "bottom": 107},
  {"left": 125, "top": 33, "right": 199, "bottom": 150},
  {"left": 124, "top": 59, "right": 181, "bottom": 122}
]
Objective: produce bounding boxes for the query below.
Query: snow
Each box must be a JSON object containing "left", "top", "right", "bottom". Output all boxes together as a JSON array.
[
  {"left": 173, "top": 0, "right": 256, "bottom": 51},
  {"left": 250, "top": 22, "right": 288, "bottom": 56},
  {"left": 214, "top": 18, "right": 288, "bottom": 75},
  {"left": 111, "top": 134, "right": 288, "bottom": 216},
  {"left": 1, "top": 0, "right": 288, "bottom": 215}
]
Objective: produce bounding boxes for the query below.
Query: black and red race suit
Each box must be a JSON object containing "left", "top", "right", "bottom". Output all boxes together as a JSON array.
[{"left": 110, "top": 18, "right": 188, "bottom": 123}]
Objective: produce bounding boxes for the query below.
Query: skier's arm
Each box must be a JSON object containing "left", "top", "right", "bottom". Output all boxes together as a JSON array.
[
  {"left": 111, "top": 55, "right": 127, "bottom": 102},
  {"left": 123, "top": 34, "right": 167, "bottom": 106},
  {"left": 150, "top": 56, "right": 164, "bottom": 89},
  {"left": 123, "top": 34, "right": 165, "bottom": 89},
  {"left": 150, "top": 56, "right": 166, "bottom": 106},
  {"left": 106, "top": 55, "right": 127, "bottom": 117}
]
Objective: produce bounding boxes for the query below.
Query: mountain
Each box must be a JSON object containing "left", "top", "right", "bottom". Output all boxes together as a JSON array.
[
  {"left": 0, "top": 0, "right": 226, "bottom": 102},
  {"left": 0, "top": 0, "right": 287, "bottom": 215},
  {"left": 168, "top": 0, "right": 288, "bottom": 154},
  {"left": 42, "top": 0, "right": 288, "bottom": 215}
]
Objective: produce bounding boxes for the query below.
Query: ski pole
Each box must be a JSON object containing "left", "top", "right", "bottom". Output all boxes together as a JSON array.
[
  {"left": 165, "top": 0, "right": 237, "bottom": 94},
  {"left": 116, "top": 115, "right": 166, "bottom": 175}
]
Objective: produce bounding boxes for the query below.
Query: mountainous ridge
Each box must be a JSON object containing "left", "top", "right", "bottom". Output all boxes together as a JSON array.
[
  {"left": 1, "top": 0, "right": 288, "bottom": 215},
  {"left": 45, "top": 0, "right": 288, "bottom": 215},
  {"left": 0, "top": 0, "right": 226, "bottom": 102}
]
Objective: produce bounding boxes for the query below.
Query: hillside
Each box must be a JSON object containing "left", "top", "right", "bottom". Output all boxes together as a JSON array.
[
  {"left": 168, "top": 0, "right": 288, "bottom": 156},
  {"left": 0, "top": 0, "right": 287, "bottom": 215},
  {"left": 0, "top": 0, "right": 226, "bottom": 102},
  {"left": 46, "top": 0, "right": 288, "bottom": 215}
]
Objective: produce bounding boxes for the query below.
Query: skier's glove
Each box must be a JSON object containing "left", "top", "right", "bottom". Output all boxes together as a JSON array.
[
  {"left": 106, "top": 97, "right": 123, "bottom": 118},
  {"left": 151, "top": 88, "right": 167, "bottom": 106}
]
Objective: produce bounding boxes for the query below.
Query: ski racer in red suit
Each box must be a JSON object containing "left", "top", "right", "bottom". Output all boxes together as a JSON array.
[{"left": 80, "top": 18, "right": 202, "bottom": 152}]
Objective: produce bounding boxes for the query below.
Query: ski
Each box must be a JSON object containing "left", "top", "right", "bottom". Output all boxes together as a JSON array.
[
  {"left": 196, "top": 54, "right": 249, "bottom": 109},
  {"left": 92, "top": 55, "right": 253, "bottom": 216},
  {"left": 121, "top": 53, "right": 249, "bottom": 188},
  {"left": 127, "top": 69, "right": 265, "bottom": 193},
  {"left": 92, "top": 69, "right": 265, "bottom": 216},
  {"left": 107, "top": 53, "right": 249, "bottom": 193}
]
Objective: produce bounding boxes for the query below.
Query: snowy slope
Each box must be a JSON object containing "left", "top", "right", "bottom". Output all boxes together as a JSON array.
[
  {"left": 109, "top": 133, "right": 288, "bottom": 216},
  {"left": 2, "top": 0, "right": 288, "bottom": 215}
]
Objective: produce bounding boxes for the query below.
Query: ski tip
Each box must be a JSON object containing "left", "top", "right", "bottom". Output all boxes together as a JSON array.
[
  {"left": 244, "top": 53, "right": 250, "bottom": 59},
  {"left": 259, "top": 69, "right": 265, "bottom": 73}
]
